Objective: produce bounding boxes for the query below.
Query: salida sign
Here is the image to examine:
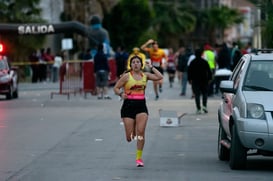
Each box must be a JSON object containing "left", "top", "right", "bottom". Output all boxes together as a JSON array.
[
  {"left": 18, "top": 24, "right": 55, "bottom": 35},
  {"left": 0, "top": 21, "right": 99, "bottom": 44}
]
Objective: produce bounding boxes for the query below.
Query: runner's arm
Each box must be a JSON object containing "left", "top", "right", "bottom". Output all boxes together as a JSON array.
[
  {"left": 141, "top": 39, "right": 154, "bottom": 51},
  {"left": 113, "top": 73, "right": 129, "bottom": 97},
  {"left": 145, "top": 61, "right": 163, "bottom": 81}
]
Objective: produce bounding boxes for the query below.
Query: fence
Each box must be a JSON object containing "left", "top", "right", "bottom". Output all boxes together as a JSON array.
[
  {"left": 12, "top": 58, "right": 117, "bottom": 99},
  {"left": 50, "top": 58, "right": 117, "bottom": 99},
  {"left": 50, "top": 61, "right": 82, "bottom": 99}
]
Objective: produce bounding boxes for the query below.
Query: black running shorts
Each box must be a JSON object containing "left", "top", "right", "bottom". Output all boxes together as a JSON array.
[{"left": 121, "top": 99, "right": 148, "bottom": 119}]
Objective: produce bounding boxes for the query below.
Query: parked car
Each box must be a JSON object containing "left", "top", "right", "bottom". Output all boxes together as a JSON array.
[
  {"left": 218, "top": 49, "right": 273, "bottom": 170},
  {"left": 0, "top": 55, "right": 19, "bottom": 100}
]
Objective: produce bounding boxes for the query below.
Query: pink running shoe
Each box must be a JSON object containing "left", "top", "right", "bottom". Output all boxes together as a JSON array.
[{"left": 136, "top": 159, "right": 144, "bottom": 167}]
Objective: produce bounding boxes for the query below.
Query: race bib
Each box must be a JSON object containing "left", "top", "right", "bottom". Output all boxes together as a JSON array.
[
  {"left": 168, "top": 62, "right": 175, "bottom": 67},
  {"left": 152, "top": 62, "right": 160, "bottom": 67}
]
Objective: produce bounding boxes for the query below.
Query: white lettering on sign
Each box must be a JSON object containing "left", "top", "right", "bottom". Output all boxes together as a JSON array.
[{"left": 18, "top": 25, "right": 55, "bottom": 34}]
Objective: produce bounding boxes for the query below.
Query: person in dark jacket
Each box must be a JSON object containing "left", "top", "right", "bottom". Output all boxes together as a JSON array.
[
  {"left": 188, "top": 48, "right": 212, "bottom": 114},
  {"left": 94, "top": 43, "right": 111, "bottom": 99},
  {"left": 115, "top": 46, "right": 129, "bottom": 78},
  {"left": 217, "top": 43, "right": 231, "bottom": 70}
]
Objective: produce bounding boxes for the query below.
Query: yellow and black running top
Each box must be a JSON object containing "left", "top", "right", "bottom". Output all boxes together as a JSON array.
[{"left": 124, "top": 71, "right": 147, "bottom": 100}]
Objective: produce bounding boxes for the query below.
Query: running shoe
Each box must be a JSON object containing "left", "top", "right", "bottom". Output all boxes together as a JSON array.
[
  {"left": 136, "top": 159, "right": 144, "bottom": 167},
  {"left": 155, "top": 95, "right": 159, "bottom": 100},
  {"left": 104, "top": 95, "right": 111, "bottom": 100},
  {"left": 202, "top": 106, "right": 208, "bottom": 113},
  {"left": 196, "top": 109, "right": 202, "bottom": 114}
]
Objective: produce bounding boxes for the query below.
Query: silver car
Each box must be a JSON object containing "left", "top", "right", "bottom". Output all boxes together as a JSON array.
[{"left": 218, "top": 50, "right": 273, "bottom": 170}]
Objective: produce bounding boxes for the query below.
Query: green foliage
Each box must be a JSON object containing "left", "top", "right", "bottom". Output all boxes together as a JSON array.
[
  {"left": 152, "top": 0, "right": 196, "bottom": 34},
  {"left": 0, "top": 0, "right": 46, "bottom": 61},
  {"left": 259, "top": 0, "right": 273, "bottom": 48},
  {"left": 136, "top": 28, "right": 157, "bottom": 46},
  {"left": 103, "top": 0, "right": 154, "bottom": 51},
  {"left": 203, "top": 6, "right": 243, "bottom": 30},
  {"left": 151, "top": 0, "right": 196, "bottom": 47},
  {"left": 201, "top": 5, "right": 243, "bottom": 44}
]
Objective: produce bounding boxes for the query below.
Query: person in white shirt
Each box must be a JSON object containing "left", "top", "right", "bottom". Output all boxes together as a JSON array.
[{"left": 52, "top": 52, "right": 63, "bottom": 82}]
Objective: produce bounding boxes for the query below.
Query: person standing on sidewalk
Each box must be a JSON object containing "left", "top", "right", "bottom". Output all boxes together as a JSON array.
[
  {"left": 52, "top": 51, "right": 63, "bottom": 83},
  {"left": 94, "top": 43, "right": 111, "bottom": 99},
  {"left": 113, "top": 55, "right": 163, "bottom": 167},
  {"left": 177, "top": 46, "right": 192, "bottom": 96},
  {"left": 141, "top": 39, "right": 167, "bottom": 100},
  {"left": 115, "top": 45, "right": 129, "bottom": 78},
  {"left": 188, "top": 48, "right": 212, "bottom": 114}
]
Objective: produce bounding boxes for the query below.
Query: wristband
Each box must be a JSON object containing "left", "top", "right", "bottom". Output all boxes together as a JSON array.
[{"left": 119, "top": 92, "right": 123, "bottom": 97}]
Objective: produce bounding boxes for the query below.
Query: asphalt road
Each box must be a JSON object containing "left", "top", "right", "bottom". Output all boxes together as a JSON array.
[{"left": 0, "top": 77, "right": 273, "bottom": 181}]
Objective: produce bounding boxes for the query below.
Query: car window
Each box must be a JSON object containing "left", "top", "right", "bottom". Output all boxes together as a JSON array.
[
  {"left": 231, "top": 58, "right": 246, "bottom": 90},
  {"left": 0, "top": 60, "right": 7, "bottom": 70},
  {"left": 243, "top": 60, "right": 273, "bottom": 91}
]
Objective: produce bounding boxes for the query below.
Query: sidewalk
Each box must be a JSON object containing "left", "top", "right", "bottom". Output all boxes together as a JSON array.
[
  {"left": 19, "top": 81, "right": 60, "bottom": 91},
  {"left": 19, "top": 74, "right": 221, "bottom": 100}
]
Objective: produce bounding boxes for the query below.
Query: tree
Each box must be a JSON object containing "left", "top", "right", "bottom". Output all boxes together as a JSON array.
[
  {"left": 103, "top": 0, "right": 154, "bottom": 51},
  {"left": 0, "top": 0, "right": 46, "bottom": 61},
  {"left": 151, "top": 0, "right": 196, "bottom": 49},
  {"left": 202, "top": 6, "right": 243, "bottom": 44},
  {"left": 249, "top": 0, "right": 273, "bottom": 48}
]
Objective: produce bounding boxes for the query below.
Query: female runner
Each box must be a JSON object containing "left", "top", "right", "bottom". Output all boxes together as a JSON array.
[{"left": 113, "top": 55, "right": 163, "bottom": 167}]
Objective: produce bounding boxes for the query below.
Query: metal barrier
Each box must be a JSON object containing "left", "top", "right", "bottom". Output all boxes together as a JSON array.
[
  {"left": 12, "top": 58, "right": 117, "bottom": 99},
  {"left": 51, "top": 58, "right": 117, "bottom": 99},
  {"left": 51, "top": 61, "right": 83, "bottom": 99}
]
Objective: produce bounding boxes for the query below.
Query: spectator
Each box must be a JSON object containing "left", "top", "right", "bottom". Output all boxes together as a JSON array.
[
  {"left": 115, "top": 46, "right": 129, "bottom": 78},
  {"left": 176, "top": 46, "right": 192, "bottom": 96},
  {"left": 28, "top": 50, "right": 39, "bottom": 83},
  {"left": 216, "top": 43, "right": 231, "bottom": 70},
  {"left": 94, "top": 44, "right": 111, "bottom": 99},
  {"left": 38, "top": 48, "right": 47, "bottom": 82},
  {"left": 232, "top": 49, "right": 242, "bottom": 70},
  {"left": 83, "top": 48, "right": 92, "bottom": 61},
  {"left": 52, "top": 51, "right": 63, "bottom": 82}
]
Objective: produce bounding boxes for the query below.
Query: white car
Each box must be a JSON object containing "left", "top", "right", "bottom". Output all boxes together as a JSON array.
[{"left": 218, "top": 50, "right": 273, "bottom": 170}]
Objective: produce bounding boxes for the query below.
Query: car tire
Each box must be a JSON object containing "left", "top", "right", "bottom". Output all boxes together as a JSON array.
[
  {"left": 229, "top": 124, "right": 247, "bottom": 170},
  {"left": 13, "top": 89, "right": 18, "bottom": 98},
  {"left": 6, "top": 85, "right": 13, "bottom": 100},
  {"left": 218, "top": 124, "right": 230, "bottom": 161}
]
